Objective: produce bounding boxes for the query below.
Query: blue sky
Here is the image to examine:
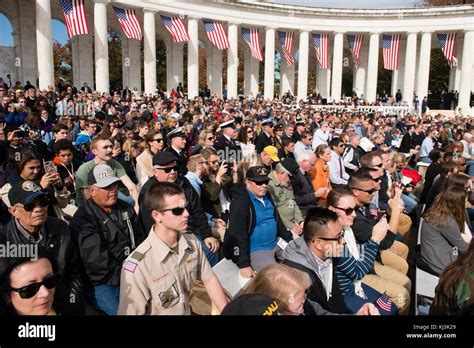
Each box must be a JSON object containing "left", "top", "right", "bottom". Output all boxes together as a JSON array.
[{"left": 0, "top": 0, "right": 420, "bottom": 46}]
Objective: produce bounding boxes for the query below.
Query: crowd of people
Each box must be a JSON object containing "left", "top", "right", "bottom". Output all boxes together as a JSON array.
[{"left": 0, "top": 80, "right": 472, "bottom": 316}]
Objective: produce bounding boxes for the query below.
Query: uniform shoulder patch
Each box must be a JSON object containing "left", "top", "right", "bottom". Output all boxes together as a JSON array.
[
  {"left": 131, "top": 251, "right": 145, "bottom": 261},
  {"left": 124, "top": 260, "right": 138, "bottom": 273}
]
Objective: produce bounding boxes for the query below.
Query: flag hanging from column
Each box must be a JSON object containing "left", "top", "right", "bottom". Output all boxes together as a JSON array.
[
  {"left": 278, "top": 31, "right": 294, "bottom": 67},
  {"left": 241, "top": 27, "right": 263, "bottom": 61},
  {"left": 312, "top": 33, "right": 329, "bottom": 69},
  {"left": 382, "top": 34, "right": 400, "bottom": 70},
  {"left": 437, "top": 33, "right": 457, "bottom": 67},
  {"left": 113, "top": 7, "right": 142, "bottom": 40},
  {"left": 161, "top": 15, "right": 189, "bottom": 43},
  {"left": 59, "top": 0, "right": 89, "bottom": 38},
  {"left": 347, "top": 34, "right": 364, "bottom": 68},
  {"left": 203, "top": 20, "right": 229, "bottom": 49}
]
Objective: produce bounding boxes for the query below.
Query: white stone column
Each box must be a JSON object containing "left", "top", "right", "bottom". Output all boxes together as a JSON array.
[
  {"left": 187, "top": 17, "right": 199, "bottom": 98},
  {"left": 403, "top": 32, "right": 417, "bottom": 104},
  {"left": 166, "top": 41, "right": 184, "bottom": 93},
  {"left": 72, "top": 35, "right": 94, "bottom": 89},
  {"left": 227, "top": 23, "right": 239, "bottom": 99},
  {"left": 143, "top": 9, "right": 157, "bottom": 95},
  {"left": 280, "top": 59, "right": 295, "bottom": 96},
  {"left": 297, "top": 30, "right": 309, "bottom": 101},
  {"left": 317, "top": 65, "right": 331, "bottom": 99},
  {"left": 458, "top": 30, "right": 473, "bottom": 111},
  {"left": 244, "top": 47, "right": 251, "bottom": 96},
  {"left": 453, "top": 35, "right": 463, "bottom": 92},
  {"left": 366, "top": 32, "right": 380, "bottom": 103},
  {"left": 211, "top": 46, "right": 223, "bottom": 96},
  {"left": 392, "top": 36, "right": 406, "bottom": 97},
  {"left": 125, "top": 38, "right": 141, "bottom": 93},
  {"left": 264, "top": 27, "right": 275, "bottom": 100},
  {"left": 94, "top": 1, "right": 109, "bottom": 93},
  {"left": 250, "top": 49, "right": 260, "bottom": 96},
  {"left": 353, "top": 36, "right": 369, "bottom": 99},
  {"left": 416, "top": 31, "right": 432, "bottom": 104},
  {"left": 331, "top": 31, "right": 344, "bottom": 102},
  {"left": 36, "top": 0, "right": 54, "bottom": 89}
]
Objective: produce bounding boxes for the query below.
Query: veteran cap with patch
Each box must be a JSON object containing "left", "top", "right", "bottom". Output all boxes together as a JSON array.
[{"left": 8, "top": 181, "right": 47, "bottom": 206}]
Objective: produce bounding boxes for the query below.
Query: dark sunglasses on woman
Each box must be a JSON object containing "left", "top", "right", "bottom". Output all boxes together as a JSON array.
[{"left": 10, "top": 273, "right": 60, "bottom": 299}]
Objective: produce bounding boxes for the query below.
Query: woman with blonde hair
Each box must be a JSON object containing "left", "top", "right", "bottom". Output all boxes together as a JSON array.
[
  {"left": 421, "top": 186, "right": 471, "bottom": 275},
  {"left": 244, "top": 264, "right": 311, "bottom": 315}
]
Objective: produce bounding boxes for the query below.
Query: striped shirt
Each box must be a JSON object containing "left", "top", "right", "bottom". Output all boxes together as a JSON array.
[{"left": 335, "top": 239, "right": 379, "bottom": 295}]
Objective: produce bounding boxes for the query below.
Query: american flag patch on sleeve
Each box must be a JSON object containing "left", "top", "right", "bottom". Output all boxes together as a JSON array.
[{"left": 124, "top": 260, "right": 138, "bottom": 273}]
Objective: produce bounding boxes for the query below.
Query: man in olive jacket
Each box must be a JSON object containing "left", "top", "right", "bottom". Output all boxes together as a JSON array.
[{"left": 267, "top": 158, "right": 304, "bottom": 238}]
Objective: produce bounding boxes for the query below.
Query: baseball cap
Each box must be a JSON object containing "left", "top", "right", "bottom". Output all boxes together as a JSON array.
[
  {"left": 246, "top": 166, "right": 270, "bottom": 183},
  {"left": 153, "top": 151, "right": 178, "bottom": 167},
  {"left": 221, "top": 294, "right": 281, "bottom": 315},
  {"left": 87, "top": 164, "right": 121, "bottom": 188},
  {"left": 263, "top": 146, "right": 280, "bottom": 162},
  {"left": 8, "top": 181, "right": 47, "bottom": 207}
]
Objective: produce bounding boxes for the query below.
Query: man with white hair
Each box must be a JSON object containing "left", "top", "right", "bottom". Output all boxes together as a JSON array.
[
  {"left": 290, "top": 151, "right": 326, "bottom": 217},
  {"left": 312, "top": 121, "right": 331, "bottom": 149},
  {"left": 342, "top": 133, "right": 361, "bottom": 175},
  {"left": 460, "top": 132, "right": 474, "bottom": 176}
]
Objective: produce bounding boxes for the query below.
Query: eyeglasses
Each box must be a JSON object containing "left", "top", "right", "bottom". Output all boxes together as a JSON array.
[
  {"left": 372, "top": 177, "right": 381, "bottom": 183},
  {"left": 247, "top": 130, "right": 254, "bottom": 133},
  {"left": 350, "top": 187, "right": 378, "bottom": 195},
  {"left": 156, "top": 166, "right": 178, "bottom": 173},
  {"left": 20, "top": 196, "right": 50, "bottom": 212},
  {"left": 370, "top": 163, "right": 384, "bottom": 168},
  {"left": 315, "top": 230, "right": 345, "bottom": 244},
  {"left": 159, "top": 203, "right": 188, "bottom": 216},
  {"left": 207, "top": 137, "right": 215, "bottom": 141},
  {"left": 250, "top": 179, "right": 270, "bottom": 186},
  {"left": 267, "top": 124, "right": 274, "bottom": 128},
  {"left": 333, "top": 206, "right": 356, "bottom": 216},
  {"left": 151, "top": 138, "right": 164, "bottom": 143},
  {"left": 10, "top": 274, "right": 60, "bottom": 299}
]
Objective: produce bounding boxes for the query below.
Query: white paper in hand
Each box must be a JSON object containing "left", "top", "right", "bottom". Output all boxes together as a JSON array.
[{"left": 359, "top": 137, "right": 375, "bottom": 152}]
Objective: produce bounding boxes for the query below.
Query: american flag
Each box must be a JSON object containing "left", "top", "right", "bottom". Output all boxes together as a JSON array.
[
  {"left": 161, "top": 15, "right": 189, "bottom": 43},
  {"left": 59, "top": 0, "right": 89, "bottom": 38},
  {"left": 382, "top": 35, "right": 400, "bottom": 70},
  {"left": 203, "top": 20, "right": 229, "bottom": 50},
  {"left": 375, "top": 293, "right": 393, "bottom": 313},
  {"left": 241, "top": 27, "right": 263, "bottom": 61},
  {"left": 278, "top": 31, "right": 294, "bottom": 67},
  {"left": 113, "top": 7, "right": 142, "bottom": 40},
  {"left": 312, "top": 33, "right": 329, "bottom": 69},
  {"left": 347, "top": 34, "right": 364, "bottom": 69},
  {"left": 437, "top": 33, "right": 457, "bottom": 67}
]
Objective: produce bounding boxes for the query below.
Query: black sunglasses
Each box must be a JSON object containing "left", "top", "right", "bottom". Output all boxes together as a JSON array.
[
  {"left": 247, "top": 130, "right": 254, "bottom": 133},
  {"left": 159, "top": 203, "right": 188, "bottom": 216},
  {"left": 350, "top": 187, "right": 378, "bottom": 194},
  {"left": 151, "top": 138, "right": 164, "bottom": 143},
  {"left": 156, "top": 166, "right": 178, "bottom": 173},
  {"left": 10, "top": 273, "right": 60, "bottom": 299},
  {"left": 334, "top": 206, "right": 356, "bottom": 216},
  {"left": 22, "top": 196, "right": 50, "bottom": 212},
  {"left": 370, "top": 163, "right": 384, "bottom": 168},
  {"left": 267, "top": 124, "right": 274, "bottom": 128},
  {"left": 207, "top": 137, "right": 215, "bottom": 141},
  {"left": 250, "top": 179, "right": 270, "bottom": 186},
  {"left": 315, "top": 230, "right": 345, "bottom": 243}
]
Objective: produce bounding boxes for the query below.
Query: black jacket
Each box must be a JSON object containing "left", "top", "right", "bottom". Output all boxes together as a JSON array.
[
  {"left": 282, "top": 259, "right": 348, "bottom": 314},
  {"left": 352, "top": 206, "right": 396, "bottom": 251},
  {"left": 254, "top": 132, "right": 275, "bottom": 154},
  {"left": 70, "top": 199, "right": 145, "bottom": 287},
  {"left": 214, "top": 135, "right": 241, "bottom": 161},
  {"left": 420, "top": 162, "right": 443, "bottom": 204},
  {"left": 138, "top": 176, "right": 212, "bottom": 240},
  {"left": 223, "top": 183, "right": 292, "bottom": 269},
  {"left": 291, "top": 170, "right": 317, "bottom": 217},
  {"left": 399, "top": 132, "right": 414, "bottom": 154},
  {"left": 0, "top": 217, "right": 85, "bottom": 314},
  {"left": 164, "top": 146, "right": 188, "bottom": 176}
]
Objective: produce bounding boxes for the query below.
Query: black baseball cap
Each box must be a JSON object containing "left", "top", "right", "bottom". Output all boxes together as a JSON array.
[
  {"left": 153, "top": 151, "right": 177, "bottom": 167},
  {"left": 246, "top": 166, "right": 270, "bottom": 183},
  {"left": 221, "top": 294, "right": 281, "bottom": 316},
  {"left": 8, "top": 181, "right": 47, "bottom": 206}
]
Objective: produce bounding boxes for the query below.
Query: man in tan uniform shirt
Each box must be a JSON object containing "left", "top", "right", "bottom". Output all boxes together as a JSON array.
[{"left": 118, "top": 182, "right": 228, "bottom": 315}]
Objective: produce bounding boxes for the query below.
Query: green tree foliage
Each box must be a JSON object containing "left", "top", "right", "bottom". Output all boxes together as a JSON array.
[
  {"left": 53, "top": 41, "right": 72, "bottom": 86},
  {"left": 108, "top": 29, "right": 122, "bottom": 91}
]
